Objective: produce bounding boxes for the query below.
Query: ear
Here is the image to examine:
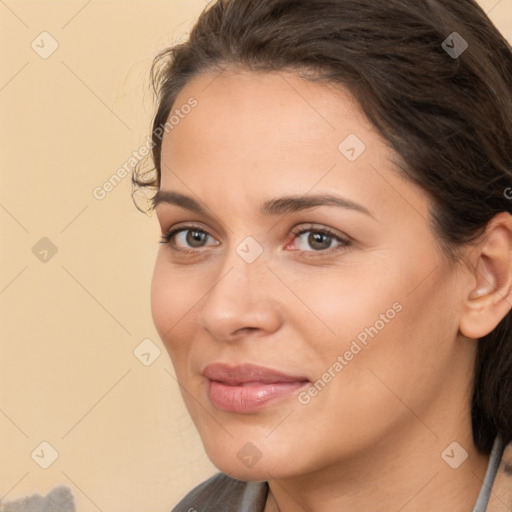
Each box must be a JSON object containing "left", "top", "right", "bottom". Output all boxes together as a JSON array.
[{"left": 459, "top": 212, "right": 512, "bottom": 339}]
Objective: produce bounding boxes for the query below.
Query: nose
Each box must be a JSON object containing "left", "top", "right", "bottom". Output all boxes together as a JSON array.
[{"left": 196, "top": 249, "right": 282, "bottom": 342}]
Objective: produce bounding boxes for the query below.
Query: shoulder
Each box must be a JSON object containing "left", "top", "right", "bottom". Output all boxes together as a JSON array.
[
  {"left": 171, "top": 472, "right": 268, "bottom": 512},
  {"left": 487, "top": 438, "right": 512, "bottom": 512}
]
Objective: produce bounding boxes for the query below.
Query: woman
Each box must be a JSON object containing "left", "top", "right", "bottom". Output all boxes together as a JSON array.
[{"left": 132, "top": 0, "right": 512, "bottom": 510}]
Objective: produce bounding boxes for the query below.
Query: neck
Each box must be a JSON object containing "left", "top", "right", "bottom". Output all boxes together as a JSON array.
[{"left": 264, "top": 424, "right": 490, "bottom": 512}]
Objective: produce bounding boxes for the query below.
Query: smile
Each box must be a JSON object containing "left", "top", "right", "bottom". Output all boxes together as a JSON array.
[{"left": 202, "top": 363, "right": 310, "bottom": 413}]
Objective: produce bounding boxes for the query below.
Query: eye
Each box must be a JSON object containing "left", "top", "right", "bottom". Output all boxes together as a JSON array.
[
  {"left": 288, "top": 225, "right": 351, "bottom": 254},
  {"left": 159, "top": 223, "right": 351, "bottom": 257},
  {"left": 159, "top": 226, "right": 219, "bottom": 250}
]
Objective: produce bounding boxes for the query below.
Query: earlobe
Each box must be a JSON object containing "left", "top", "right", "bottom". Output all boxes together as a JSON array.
[{"left": 459, "top": 212, "right": 512, "bottom": 340}]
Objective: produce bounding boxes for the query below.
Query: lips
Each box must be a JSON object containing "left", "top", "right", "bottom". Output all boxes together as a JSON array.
[{"left": 202, "top": 363, "right": 310, "bottom": 413}]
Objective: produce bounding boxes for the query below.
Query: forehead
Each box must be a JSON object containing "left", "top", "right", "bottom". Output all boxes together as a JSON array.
[
  {"left": 158, "top": 69, "right": 429, "bottom": 223},
  {"left": 161, "top": 69, "right": 383, "bottom": 173},
  {"left": 165, "top": 68, "right": 375, "bottom": 149}
]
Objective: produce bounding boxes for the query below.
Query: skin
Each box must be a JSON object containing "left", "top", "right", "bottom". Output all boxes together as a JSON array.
[{"left": 151, "top": 69, "right": 512, "bottom": 512}]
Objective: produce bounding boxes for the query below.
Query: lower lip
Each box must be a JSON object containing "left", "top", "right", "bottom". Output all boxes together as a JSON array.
[{"left": 207, "top": 379, "right": 309, "bottom": 413}]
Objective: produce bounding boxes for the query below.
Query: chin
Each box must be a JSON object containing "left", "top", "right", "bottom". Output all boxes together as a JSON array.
[
  {"left": 209, "top": 453, "right": 285, "bottom": 482},
  {"left": 201, "top": 435, "right": 306, "bottom": 482}
]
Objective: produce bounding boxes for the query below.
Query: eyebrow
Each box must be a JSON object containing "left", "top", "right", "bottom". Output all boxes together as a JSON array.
[{"left": 152, "top": 190, "right": 375, "bottom": 219}]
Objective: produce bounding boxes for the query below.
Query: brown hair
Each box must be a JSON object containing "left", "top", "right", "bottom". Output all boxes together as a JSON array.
[{"left": 132, "top": 0, "right": 512, "bottom": 454}]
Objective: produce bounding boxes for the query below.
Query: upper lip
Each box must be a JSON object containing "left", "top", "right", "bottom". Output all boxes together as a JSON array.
[{"left": 202, "top": 363, "right": 310, "bottom": 385}]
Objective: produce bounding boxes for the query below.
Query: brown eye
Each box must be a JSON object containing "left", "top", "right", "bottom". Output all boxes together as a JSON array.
[
  {"left": 160, "top": 227, "right": 219, "bottom": 249},
  {"left": 307, "top": 232, "right": 334, "bottom": 251},
  {"left": 186, "top": 230, "right": 209, "bottom": 247},
  {"left": 292, "top": 228, "right": 350, "bottom": 253}
]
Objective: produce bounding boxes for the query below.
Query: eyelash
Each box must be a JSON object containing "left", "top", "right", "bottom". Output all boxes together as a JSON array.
[{"left": 159, "top": 223, "right": 351, "bottom": 257}]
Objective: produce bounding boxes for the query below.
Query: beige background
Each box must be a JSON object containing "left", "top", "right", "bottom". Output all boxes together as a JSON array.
[{"left": 0, "top": 1, "right": 511, "bottom": 511}]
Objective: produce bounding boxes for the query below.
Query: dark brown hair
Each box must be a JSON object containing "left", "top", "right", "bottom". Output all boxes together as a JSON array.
[{"left": 132, "top": 0, "right": 512, "bottom": 454}]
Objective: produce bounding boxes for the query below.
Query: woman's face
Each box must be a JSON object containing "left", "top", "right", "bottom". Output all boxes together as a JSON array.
[{"left": 151, "top": 70, "right": 474, "bottom": 480}]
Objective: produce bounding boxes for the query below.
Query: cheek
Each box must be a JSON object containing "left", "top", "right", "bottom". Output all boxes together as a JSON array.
[
  {"left": 150, "top": 254, "right": 201, "bottom": 358},
  {"left": 280, "top": 261, "right": 403, "bottom": 349},
  {"left": 309, "top": 264, "right": 460, "bottom": 417},
  {"left": 291, "top": 250, "right": 458, "bottom": 391}
]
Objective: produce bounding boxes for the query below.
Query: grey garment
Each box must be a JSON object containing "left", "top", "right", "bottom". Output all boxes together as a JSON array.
[
  {"left": 171, "top": 473, "right": 268, "bottom": 512},
  {"left": 1, "top": 486, "right": 75, "bottom": 512},
  {"left": 172, "top": 435, "right": 505, "bottom": 512},
  {"left": 472, "top": 433, "right": 506, "bottom": 512}
]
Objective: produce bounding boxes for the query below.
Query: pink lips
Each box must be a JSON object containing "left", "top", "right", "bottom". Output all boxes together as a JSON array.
[{"left": 203, "top": 363, "right": 310, "bottom": 413}]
